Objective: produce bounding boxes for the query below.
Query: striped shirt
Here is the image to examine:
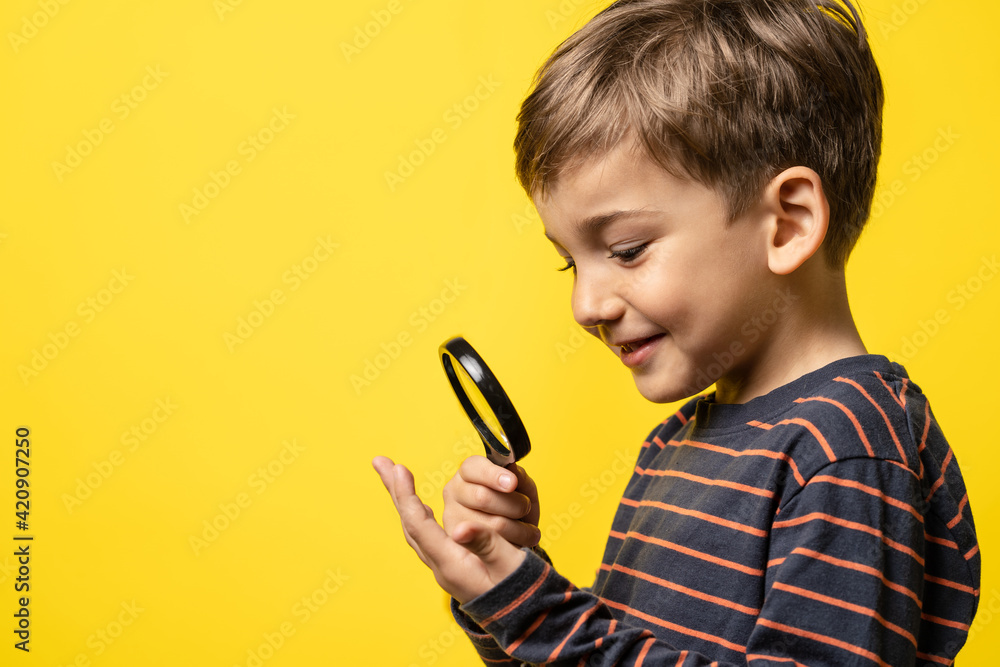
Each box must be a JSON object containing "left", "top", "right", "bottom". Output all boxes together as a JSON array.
[{"left": 452, "top": 355, "right": 980, "bottom": 666}]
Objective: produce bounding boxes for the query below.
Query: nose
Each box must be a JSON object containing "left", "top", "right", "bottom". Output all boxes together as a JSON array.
[{"left": 571, "top": 266, "right": 625, "bottom": 329}]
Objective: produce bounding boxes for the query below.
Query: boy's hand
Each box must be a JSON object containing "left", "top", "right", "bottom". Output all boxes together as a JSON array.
[
  {"left": 372, "top": 456, "right": 526, "bottom": 604},
  {"left": 442, "top": 456, "right": 541, "bottom": 548}
]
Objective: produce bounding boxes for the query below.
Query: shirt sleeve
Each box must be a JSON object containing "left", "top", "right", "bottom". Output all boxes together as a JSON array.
[{"left": 453, "top": 457, "right": 951, "bottom": 666}]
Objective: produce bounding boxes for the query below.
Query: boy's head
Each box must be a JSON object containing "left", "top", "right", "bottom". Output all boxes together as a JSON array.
[
  {"left": 520, "top": 0, "right": 883, "bottom": 403},
  {"left": 516, "top": 0, "right": 884, "bottom": 266}
]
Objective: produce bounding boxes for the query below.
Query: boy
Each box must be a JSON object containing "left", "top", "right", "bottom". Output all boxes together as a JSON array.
[{"left": 373, "top": 0, "right": 981, "bottom": 664}]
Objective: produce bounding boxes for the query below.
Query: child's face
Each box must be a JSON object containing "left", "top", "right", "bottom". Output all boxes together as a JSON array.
[{"left": 534, "top": 144, "right": 776, "bottom": 403}]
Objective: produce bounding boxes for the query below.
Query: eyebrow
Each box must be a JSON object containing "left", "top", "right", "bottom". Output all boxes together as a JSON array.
[{"left": 544, "top": 208, "right": 655, "bottom": 243}]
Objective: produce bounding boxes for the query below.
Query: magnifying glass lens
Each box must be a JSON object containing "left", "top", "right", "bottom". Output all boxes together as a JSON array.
[
  {"left": 439, "top": 337, "right": 530, "bottom": 466},
  {"left": 453, "top": 360, "right": 511, "bottom": 451}
]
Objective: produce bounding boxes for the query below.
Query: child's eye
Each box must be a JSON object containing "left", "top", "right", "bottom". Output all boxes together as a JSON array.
[
  {"left": 609, "top": 244, "right": 647, "bottom": 263},
  {"left": 557, "top": 258, "right": 576, "bottom": 273}
]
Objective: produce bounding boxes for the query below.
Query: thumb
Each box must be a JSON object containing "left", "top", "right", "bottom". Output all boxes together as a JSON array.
[{"left": 452, "top": 521, "right": 509, "bottom": 565}]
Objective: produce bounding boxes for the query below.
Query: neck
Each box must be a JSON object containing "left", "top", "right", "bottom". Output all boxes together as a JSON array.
[{"left": 715, "top": 265, "right": 866, "bottom": 404}]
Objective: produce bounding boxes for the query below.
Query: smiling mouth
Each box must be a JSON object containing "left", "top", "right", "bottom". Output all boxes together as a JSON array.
[{"left": 619, "top": 335, "right": 661, "bottom": 353}]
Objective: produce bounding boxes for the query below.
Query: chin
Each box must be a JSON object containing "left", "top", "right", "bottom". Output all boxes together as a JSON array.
[{"left": 633, "top": 375, "right": 707, "bottom": 404}]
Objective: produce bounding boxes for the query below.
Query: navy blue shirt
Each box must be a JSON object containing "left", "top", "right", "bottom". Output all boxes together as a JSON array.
[{"left": 454, "top": 355, "right": 980, "bottom": 666}]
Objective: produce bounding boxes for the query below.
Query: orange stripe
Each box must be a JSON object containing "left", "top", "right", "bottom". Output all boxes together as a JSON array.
[
  {"left": 601, "top": 598, "right": 747, "bottom": 654},
  {"left": 921, "top": 612, "right": 971, "bottom": 632},
  {"left": 795, "top": 396, "right": 876, "bottom": 457},
  {"left": 899, "top": 378, "right": 909, "bottom": 409},
  {"left": 506, "top": 608, "right": 549, "bottom": 654},
  {"left": 610, "top": 530, "right": 764, "bottom": 576},
  {"left": 912, "top": 401, "right": 927, "bottom": 479},
  {"left": 661, "top": 437, "right": 806, "bottom": 487},
  {"left": 916, "top": 650, "right": 954, "bottom": 665},
  {"left": 767, "top": 558, "right": 786, "bottom": 568},
  {"left": 946, "top": 493, "right": 969, "bottom": 529},
  {"left": 608, "top": 563, "right": 760, "bottom": 615},
  {"left": 621, "top": 497, "right": 766, "bottom": 537},
  {"left": 926, "top": 448, "right": 954, "bottom": 504},
  {"left": 774, "top": 512, "right": 924, "bottom": 565},
  {"left": 634, "top": 637, "right": 654, "bottom": 666},
  {"left": 964, "top": 544, "right": 980, "bottom": 561},
  {"left": 956, "top": 493, "right": 969, "bottom": 514},
  {"left": 747, "top": 654, "right": 813, "bottom": 667},
  {"left": 635, "top": 467, "right": 774, "bottom": 498},
  {"left": 480, "top": 563, "right": 551, "bottom": 627},
  {"left": 546, "top": 597, "right": 598, "bottom": 662},
  {"left": 793, "top": 548, "right": 921, "bottom": 604},
  {"left": 674, "top": 649, "right": 689, "bottom": 666},
  {"left": 925, "top": 475, "right": 945, "bottom": 503},
  {"left": 834, "top": 377, "right": 909, "bottom": 466},
  {"left": 939, "top": 448, "right": 954, "bottom": 476},
  {"left": 755, "top": 618, "right": 891, "bottom": 667},
  {"left": 924, "top": 574, "right": 977, "bottom": 596},
  {"left": 676, "top": 409, "right": 689, "bottom": 426},
  {"left": 810, "top": 475, "right": 923, "bottom": 521},
  {"left": 874, "top": 372, "right": 905, "bottom": 409},
  {"left": 772, "top": 418, "right": 837, "bottom": 462},
  {"left": 771, "top": 581, "right": 916, "bottom": 647},
  {"left": 918, "top": 402, "right": 931, "bottom": 453},
  {"left": 925, "top": 532, "right": 958, "bottom": 550}
]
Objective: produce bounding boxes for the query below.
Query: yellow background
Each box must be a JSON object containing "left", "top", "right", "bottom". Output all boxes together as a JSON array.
[{"left": 1, "top": 0, "right": 996, "bottom": 664}]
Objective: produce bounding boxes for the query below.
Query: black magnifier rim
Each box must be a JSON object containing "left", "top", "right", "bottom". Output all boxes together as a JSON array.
[{"left": 440, "top": 337, "right": 531, "bottom": 462}]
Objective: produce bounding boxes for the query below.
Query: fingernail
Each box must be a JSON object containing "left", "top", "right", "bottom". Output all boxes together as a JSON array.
[{"left": 499, "top": 474, "right": 514, "bottom": 490}]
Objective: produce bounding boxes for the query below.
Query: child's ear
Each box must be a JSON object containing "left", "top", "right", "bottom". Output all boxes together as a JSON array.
[{"left": 761, "top": 167, "right": 830, "bottom": 275}]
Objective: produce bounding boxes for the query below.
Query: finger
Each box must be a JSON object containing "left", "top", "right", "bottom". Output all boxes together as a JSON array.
[
  {"left": 455, "top": 509, "right": 541, "bottom": 548},
  {"left": 459, "top": 455, "right": 519, "bottom": 493},
  {"left": 452, "top": 520, "right": 527, "bottom": 572},
  {"left": 446, "top": 480, "right": 532, "bottom": 520},
  {"left": 372, "top": 456, "right": 400, "bottom": 506},
  {"left": 392, "top": 465, "right": 465, "bottom": 566},
  {"left": 508, "top": 464, "right": 540, "bottom": 527}
]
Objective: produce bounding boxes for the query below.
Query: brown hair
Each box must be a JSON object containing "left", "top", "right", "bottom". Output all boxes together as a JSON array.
[{"left": 515, "top": 0, "right": 884, "bottom": 265}]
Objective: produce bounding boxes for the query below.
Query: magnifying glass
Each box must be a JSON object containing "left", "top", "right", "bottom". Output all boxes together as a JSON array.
[{"left": 439, "top": 337, "right": 531, "bottom": 467}]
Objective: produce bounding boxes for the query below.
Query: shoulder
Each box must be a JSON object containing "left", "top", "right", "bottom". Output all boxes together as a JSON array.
[{"left": 759, "top": 361, "right": 924, "bottom": 471}]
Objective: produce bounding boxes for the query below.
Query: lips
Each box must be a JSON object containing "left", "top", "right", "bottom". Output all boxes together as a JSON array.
[
  {"left": 616, "top": 334, "right": 665, "bottom": 368},
  {"left": 618, "top": 335, "right": 658, "bottom": 352}
]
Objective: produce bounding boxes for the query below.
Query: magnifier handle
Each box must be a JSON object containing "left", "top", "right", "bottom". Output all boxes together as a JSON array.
[{"left": 482, "top": 435, "right": 516, "bottom": 468}]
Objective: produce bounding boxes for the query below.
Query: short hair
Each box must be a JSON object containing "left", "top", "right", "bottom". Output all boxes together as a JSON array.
[{"left": 515, "top": 0, "right": 884, "bottom": 265}]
